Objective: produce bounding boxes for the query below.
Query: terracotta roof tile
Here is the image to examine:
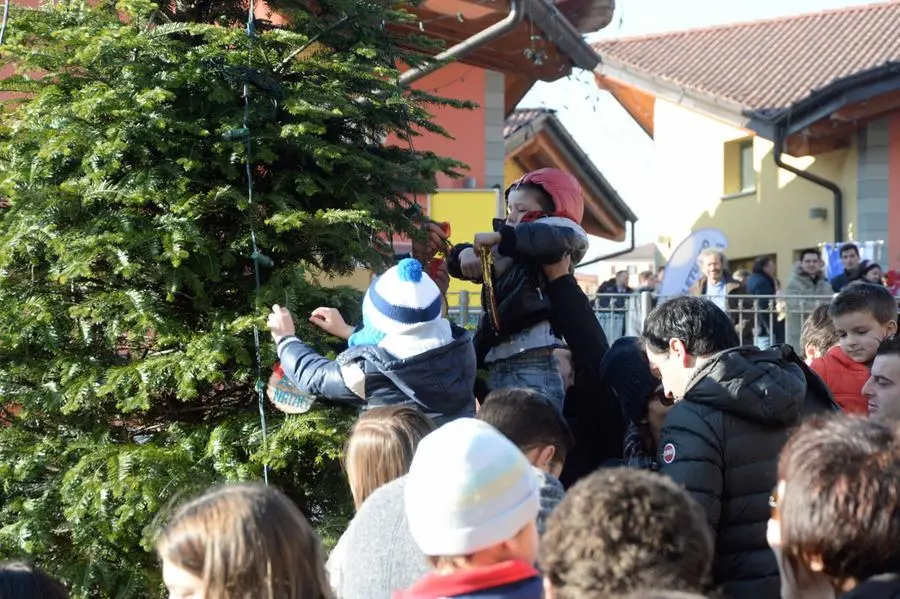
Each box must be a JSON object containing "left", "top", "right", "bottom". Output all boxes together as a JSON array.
[
  {"left": 504, "top": 108, "right": 555, "bottom": 138},
  {"left": 593, "top": 2, "right": 900, "bottom": 112}
]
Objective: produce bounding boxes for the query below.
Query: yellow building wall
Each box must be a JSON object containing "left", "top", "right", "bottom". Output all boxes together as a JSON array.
[
  {"left": 651, "top": 99, "right": 858, "bottom": 283},
  {"left": 504, "top": 158, "right": 527, "bottom": 189},
  {"left": 430, "top": 189, "right": 503, "bottom": 308}
]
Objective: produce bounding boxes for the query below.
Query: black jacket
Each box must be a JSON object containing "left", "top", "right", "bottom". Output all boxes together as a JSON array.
[
  {"left": 657, "top": 346, "right": 825, "bottom": 599},
  {"left": 544, "top": 275, "right": 623, "bottom": 488},
  {"left": 448, "top": 217, "right": 588, "bottom": 364},
  {"left": 832, "top": 270, "right": 853, "bottom": 293},
  {"left": 844, "top": 574, "right": 900, "bottom": 599},
  {"left": 277, "top": 325, "right": 476, "bottom": 425}
]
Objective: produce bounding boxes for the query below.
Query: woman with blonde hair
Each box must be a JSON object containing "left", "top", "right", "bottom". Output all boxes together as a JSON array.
[
  {"left": 343, "top": 405, "right": 436, "bottom": 510},
  {"left": 157, "top": 483, "right": 332, "bottom": 599},
  {"left": 329, "top": 405, "right": 436, "bottom": 599}
]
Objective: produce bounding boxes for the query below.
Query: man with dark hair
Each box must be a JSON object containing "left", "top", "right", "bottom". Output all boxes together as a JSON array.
[
  {"left": 831, "top": 242, "right": 861, "bottom": 292},
  {"left": 785, "top": 247, "right": 833, "bottom": 351},
  {"left": 862, "top": 336, "right": 900, "bottom": 422},
  {"left": 773, "top": 415, "right": 900, "bottom": 598},
  {"left": 478, "top": 387, "right": 574, "bottom": 475},
  {"left": 641, "top": 296, "right": 820, "bottom": 599},
  {"left": 539, "top": 468, "right": 714, "bottom": 599},
  {"left": 478, "top": 387, "right": 572, "bottom": 534}
]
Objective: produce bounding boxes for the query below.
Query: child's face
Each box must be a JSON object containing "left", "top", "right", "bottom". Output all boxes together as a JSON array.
[
  {"left": 833, "top": 310, "right": 897, "bottom": 364},
  {"left": 506, "top": 188, "right": 549, "bottom": 226}
]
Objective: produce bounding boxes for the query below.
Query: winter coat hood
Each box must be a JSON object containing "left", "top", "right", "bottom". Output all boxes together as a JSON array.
[
  {"left": 507, "top": 168, "right": 583, "bottom": 225},
  {"left": 685, "top": 346, "right": 805, "bottom": 426}
]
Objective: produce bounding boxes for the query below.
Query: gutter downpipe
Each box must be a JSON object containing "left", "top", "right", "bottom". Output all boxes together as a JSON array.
[
  {"left": 772, "top": 130, "right": 843, "bottom": 243},
  {"left": 398, "top": 0, "right": 524, "bottom": 87},
  {"left": 576, "top": 220, "right": 637, "bottom": 268}
]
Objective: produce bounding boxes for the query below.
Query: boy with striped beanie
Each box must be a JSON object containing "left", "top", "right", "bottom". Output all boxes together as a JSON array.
[
  {"left": 267, "top": 259, "right": 476, "bottom": 425},
  {"left": 396, "top": 418, "right": 542, "bottom": 599}
]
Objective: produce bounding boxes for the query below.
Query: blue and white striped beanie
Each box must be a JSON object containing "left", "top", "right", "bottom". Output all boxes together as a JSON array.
[
  {"left": 348, "top": 258, "right": 444, "bottom": 349},
  {"left": 404, "top": 418, "right": 540, "bottom": 556}
]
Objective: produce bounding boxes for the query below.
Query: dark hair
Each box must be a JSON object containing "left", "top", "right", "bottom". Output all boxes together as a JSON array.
[
  {"left": 638, "top": 270, "right": 654, "bottom": 285},
  {"left": 540, "top": 469, "right": 713, "bottom": 598},
  {"left": 642, "top": 296, "right": 740, "bottom": 357},
  {"left": 0, "top": 561, "right": 68, "bottom": 599},
  {"left": 778, "top": 415, "right": 900, "bottom": 582},
  {"left": 858, "top": 261, "right": 883, "bottom": 280},
  {"left": 505, "top": 182, "right": 555, "bottom": 213},
  {"left": 657, "top": 265, "right": 666, "bottom": 274},
  {"left": 478, "top": 388, "right": 574, "bottom": 465},
  {"left": 830, "top": 282, "right": 897, "bottom": 325},
  {"left": 799, "top": 304, "right": 838, "bottom": 356},
  {"left": 876, "top": 335, "right": 900, "bottom": 358},
  {"left": 752, "top": 256, "right": 773, "bottom": 274},
  {"left": 798, "top": 247, "right": 821, "bottom": 261},
  {"left": 840, "top": 242, "right": 860, "bottom": 257}
]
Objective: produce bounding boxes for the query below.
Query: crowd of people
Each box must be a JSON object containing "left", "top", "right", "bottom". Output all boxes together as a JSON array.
[{"left": 4, "top": 168, "right": 900, "bottom": 599}]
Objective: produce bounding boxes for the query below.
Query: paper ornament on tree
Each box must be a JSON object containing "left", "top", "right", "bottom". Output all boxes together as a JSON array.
[{"left": 266, "top": 363, "right": 315, "bottom": 414}]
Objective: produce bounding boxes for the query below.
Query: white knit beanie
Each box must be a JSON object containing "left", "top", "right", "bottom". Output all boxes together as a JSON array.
[
  {"left": 348, "top": 258, "right": 452, "bottom": 358},
  {"left": 404, "top": 418, "right": 539, "bottom": 556}
]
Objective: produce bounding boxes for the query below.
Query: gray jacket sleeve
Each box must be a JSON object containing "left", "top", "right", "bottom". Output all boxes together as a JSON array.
[
  {"left": 276, "top": 336, "right": 365, "bottom": 407},
  {"left": 657, "top": 403, "right": 724, "bottom": 531}
]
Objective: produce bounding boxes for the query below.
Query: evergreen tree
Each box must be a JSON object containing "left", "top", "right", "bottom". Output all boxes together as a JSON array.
[{"left": 0, "top": 0, "right": 465, "bottom": 595}]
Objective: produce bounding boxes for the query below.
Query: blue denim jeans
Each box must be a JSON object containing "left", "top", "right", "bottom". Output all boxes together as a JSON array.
[{"left": 487, "top": 348, "right": 566, "bottom": 413}]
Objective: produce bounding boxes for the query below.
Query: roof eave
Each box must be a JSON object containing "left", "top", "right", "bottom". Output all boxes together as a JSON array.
[
  {"left": 527, "top": 0, "right": 601, "bottom": 72},
  {"left": 752, "top": 62, "right": 900, "bottom": 139},
  {"left": 596, "top": 55, "right": 756, "bottom": 131}
]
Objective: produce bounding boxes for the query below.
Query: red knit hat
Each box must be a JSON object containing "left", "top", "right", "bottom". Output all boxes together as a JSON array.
[{"left": 506, "top": 168, "right": 584, "bottom": 225}]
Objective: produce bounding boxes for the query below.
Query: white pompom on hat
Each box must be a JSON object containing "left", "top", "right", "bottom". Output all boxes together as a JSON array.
[{"left": 404, "top": 418, "right": 539, "bottom": 556}]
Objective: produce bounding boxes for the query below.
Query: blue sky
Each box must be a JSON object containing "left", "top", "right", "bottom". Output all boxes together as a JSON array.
[{"left": 521, "top": 0, "right": 884, "bottom": 264}]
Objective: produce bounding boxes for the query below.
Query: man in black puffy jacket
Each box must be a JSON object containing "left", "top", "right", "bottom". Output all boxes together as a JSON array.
[{"left": 641, "top": 296, "right": 833, "bottom": 599}]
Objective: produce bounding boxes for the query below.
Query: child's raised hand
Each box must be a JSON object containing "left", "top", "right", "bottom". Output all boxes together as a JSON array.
[
  {"left": 474, "top": 232, "right": 502, "bottom": 249},
  {"left": 309, "top": 307, "right": 355, "bottom": 340},
  {"left": 459, "top": 247, "right": 483, "bottom": 280},
  {"left": 267, "top": 304, "right": 296, "bottom": 343}
]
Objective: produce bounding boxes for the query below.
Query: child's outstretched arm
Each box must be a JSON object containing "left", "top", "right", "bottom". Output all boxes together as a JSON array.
[
  {"left": 496, "top": 218, "right": 589, "bottom": 264},
  {"left": 267, "top": 305, "right": 366, "bottom": 407},
  {"left": 446, "top": 243, "right": 483, "bottom": 282}
]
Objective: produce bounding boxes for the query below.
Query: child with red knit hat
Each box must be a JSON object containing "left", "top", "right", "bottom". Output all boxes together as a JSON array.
[{"left": 447, "top": 168, "right": 588, "bottom": 411}]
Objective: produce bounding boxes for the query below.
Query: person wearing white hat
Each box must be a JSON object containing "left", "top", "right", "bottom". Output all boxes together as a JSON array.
[
  {"left": 266, "top": 258, "right": 476, "bottom": 425},
  {"left": 396, "top": 418, "right": 542, "bottom": 599}
]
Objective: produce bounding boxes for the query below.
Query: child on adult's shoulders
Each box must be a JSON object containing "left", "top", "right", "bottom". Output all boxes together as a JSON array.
[
  {"left": 447, "top": 168, "right": 588, "bottom": 413},
  {"left": 810, "top": 282, "right": 897, "bottom": 415}
]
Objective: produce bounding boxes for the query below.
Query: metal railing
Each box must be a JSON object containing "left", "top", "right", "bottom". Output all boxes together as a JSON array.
[{"left": 445, "top": 290, "right": 845, "bottom": 348}]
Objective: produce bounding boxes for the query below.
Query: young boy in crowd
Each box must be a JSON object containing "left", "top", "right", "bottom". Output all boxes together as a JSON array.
[
  {"left": 398, "top": 418, "right": 542, "bottom": 599},
  {"left": 477, "top": 388, "right": 573, "bottom": 534},
  {"left": 810, "top": 282, "right": 897, "bottom": 414},
  {"left": 447, "top": 168, "right": 588, "bottom": 412},
  {"left": 267, "top": 258, "right": 476, "bottom": 425},
  {"left": 799, "top": 304, "right": 839, "bottom": 364},
  {"left": 540, "top": 468, "right": 714, "bottom": 598}
]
